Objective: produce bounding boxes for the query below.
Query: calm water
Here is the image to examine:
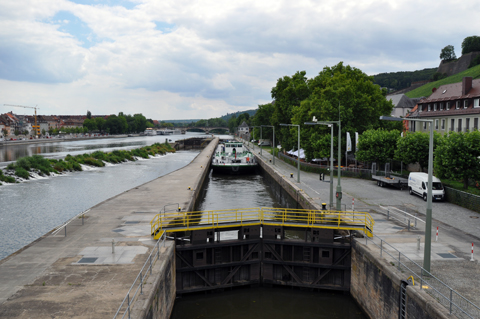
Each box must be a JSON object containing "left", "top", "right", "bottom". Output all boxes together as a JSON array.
[
  {"left": 171, "top": 172, "right": 367, "bottom": 319},
  {"left": 0, "top": 132, "right": 209, "bottom": 165}
]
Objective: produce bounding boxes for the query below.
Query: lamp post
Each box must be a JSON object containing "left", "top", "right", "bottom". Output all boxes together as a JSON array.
[
  {"left": 305, "top": 121, "right": 334, "bottom": 209},
  {"left": 250, "top": 126, "right": 260, "bottom": 148},
  {"left": 261, "top": 125, "right": 275, "bottom": 165},
  {"left": 280, "top": 124, "right": 300, "bottom": 183},
  {"left": 380, "top": 115, "right": 433, "bottom": 273}
]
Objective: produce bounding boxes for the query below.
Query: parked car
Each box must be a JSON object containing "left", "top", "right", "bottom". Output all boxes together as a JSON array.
[{"left": 408, "top": 172, "right": 445, "bottom": 201}]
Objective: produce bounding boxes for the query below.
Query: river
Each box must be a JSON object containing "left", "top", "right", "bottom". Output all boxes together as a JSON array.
[{"left": 0, "top": 132, "right": 222, "bottom": 260}]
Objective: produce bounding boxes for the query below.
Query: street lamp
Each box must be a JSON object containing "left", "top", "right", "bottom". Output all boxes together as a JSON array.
[
  {"left": 380, "top": 115, "right": 434, "bottom": 274},
  {"left": 280, "top": 123, "right": 300, "bottom": 183},
  {"left": 261, "top": 125, "right": 275, "bottom": 165},
  {"left": 249, "top": 126, "right": 260, "bottom": 148},
  {"left": 305, "top": 121, "right": 335, "bottom": 209}
]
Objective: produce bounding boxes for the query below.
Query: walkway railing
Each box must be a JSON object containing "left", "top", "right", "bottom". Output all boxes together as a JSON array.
[
  {"left": 363, "top": 234, "right": 480, "bottom": 319},
  {"left": 113, "top": 231, "right": 166, "bottom": 319},
  {"left": 150, "top": 207, "right": 374, "bottom": 239}
]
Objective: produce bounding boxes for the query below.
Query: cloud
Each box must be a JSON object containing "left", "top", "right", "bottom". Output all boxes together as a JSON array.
[{"left": 2, "top": 0, "right": 480, "bottom": 119}]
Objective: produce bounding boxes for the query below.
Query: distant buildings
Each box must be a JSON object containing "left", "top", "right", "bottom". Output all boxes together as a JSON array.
[{"left": 408, "top": 77, "right": 480, "bottom": 133}]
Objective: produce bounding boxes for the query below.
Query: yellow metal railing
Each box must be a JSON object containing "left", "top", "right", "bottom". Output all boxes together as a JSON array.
[{"left": 150, "top": 207, "right": 374, "bottom": 239}]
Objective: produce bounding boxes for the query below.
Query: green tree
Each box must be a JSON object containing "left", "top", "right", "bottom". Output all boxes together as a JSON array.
[
  {"left": 461, "top": 36, "right": 480, "bottom": 55},
  {"left": 86, "top": 110, "right": 92, "bottom": 119},
  {"left": 439, "top": 45, "right": 456, "bottom": 61},
  {"left": 395, "top": 132, "right": 442, "bottom": 172},
  {"left": 83, "top": 118, "right": 97, "bottom": 132},
  {"left": 290, "top": 62, "right": 399, "bottom": 160},
  {"left": 434, "top": 131, "right": 480, "bottom": 189},
  {"left": 356, "top": 129, "right": 400, "bottom": 164},
  {"left": 271, "top": 71, "right": 310, "bottom": 145},
  {"left": 95, "top": 117, "right": 106, "bottom": 133}
]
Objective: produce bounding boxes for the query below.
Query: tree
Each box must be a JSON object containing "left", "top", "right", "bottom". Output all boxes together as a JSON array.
[
  {"left": 461, "top": 36, "right": 480, "bottom": 55},
  {"left": 271, "top": 71, "right": 311, "bottom": 145},
  {"left": 356, "top": 129, "right": 400, "bottom": 164},
  {"left": 83, "top": 118, "right": 97, "bottom": 132},
  {"left": 86, "top": 110, "right": 92, "bottom": 119},
  {"left": 439, "top": 45, "right": 456, "bottom": 61},
  {"left": 95, "top": 117, "right": 106, "bottom": 133},
  {"left": 434, "top": 131, "right": 480, "bottom": 189},
  {"left": 395, "top": 131, "right": 442, "bottom": 171},
  {"left": 290, "top": 62, "right": 399, "bottom": 160}
]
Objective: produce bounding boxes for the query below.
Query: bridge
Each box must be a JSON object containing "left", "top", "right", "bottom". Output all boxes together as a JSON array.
[
  {"left": 151, "top": 207, "right": 374, "bottom": 239},
  {"left": 180, "top": 126, "right": 229, "bottom": 134}
]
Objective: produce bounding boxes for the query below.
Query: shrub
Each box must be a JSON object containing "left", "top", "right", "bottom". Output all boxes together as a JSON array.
[
  {"left": 7, "top": 163, "right": 16, "bottom": 170},
  {"left": 15, "top": 167, "right": 30, "bottom": 179},
  {"left": 16, "top": 157, "right": 31, "bottom": 171}
]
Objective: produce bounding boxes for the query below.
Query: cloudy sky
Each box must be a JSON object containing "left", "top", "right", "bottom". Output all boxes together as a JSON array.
[{"left": 0, "top": 0, "right": 478, "bottom": 120}]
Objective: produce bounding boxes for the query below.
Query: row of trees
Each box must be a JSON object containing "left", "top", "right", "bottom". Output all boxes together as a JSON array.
[
  {"left": 83, "top": 112, "right": 153, "bottom": 134},
  {"left": 250, "top": 62, "right": 402, "bottom": 161},
  {"left": 355, "top": 129, "right": 480, "bottom": 189}
]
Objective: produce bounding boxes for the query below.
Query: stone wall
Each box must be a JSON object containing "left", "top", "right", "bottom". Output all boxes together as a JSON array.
[
  {"left": 437, "top": 52, "right": 480, "bottom": 77},
  {"left": 351, "top": 241, "right": 453, "bottom": 319},
  {"left": 132, "top": 241, "right": 176, "bottom": 319},
  {"left": 255, "top": 153, "right": 319, "bottom": 210}
]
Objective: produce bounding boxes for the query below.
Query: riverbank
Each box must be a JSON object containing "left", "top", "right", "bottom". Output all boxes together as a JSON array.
[{"left": 0, "top": 137, "right": 219, "bottom": 318}]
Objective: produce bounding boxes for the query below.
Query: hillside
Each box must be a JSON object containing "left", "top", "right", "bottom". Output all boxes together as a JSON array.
[
  {"left": 405, "top": 64, "right": 480, "bottom": 98},
  {"left": 373, "top": 68, "right": 437, "bottom": 92}
]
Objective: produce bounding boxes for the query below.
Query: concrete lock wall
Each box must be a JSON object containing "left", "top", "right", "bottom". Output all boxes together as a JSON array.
[
  {"left": 350, "top": 241, "right": 453, "bottom": 319},
  {"left": 132, "top": 241, "right": 176, "bottom": 319}
]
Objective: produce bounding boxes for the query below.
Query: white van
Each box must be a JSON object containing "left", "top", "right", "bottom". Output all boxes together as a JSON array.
[{"left": 408, "top": 172, "right": 445, "bottom": 201}]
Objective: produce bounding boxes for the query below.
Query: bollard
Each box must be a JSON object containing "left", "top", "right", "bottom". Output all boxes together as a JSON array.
[
  {"left": 436, "top": 226, "right": 438, "bottom": 242},
  {"left": 352, "top": 198, "right": 355, "bottom": 211},
  {"left": 290, "top": 173, "right": 293, "bottom": 178},
  {"left": 112, "top": 239, "right": 115, "bottom": 254},
  {"left": 387, "top": 209, "right": 389, "bottom": 220},
  {"left": 322, "top": 203, "right": 327, "bottom": 210},
  {"left": 407, "top": 219, "right": 410, "bottom": 231},
  {"left": 417, "top": 236, "right": 421, "bottom": 251},
  {"left": 471, "top": 243, "right": 475, "bottom": 262}
]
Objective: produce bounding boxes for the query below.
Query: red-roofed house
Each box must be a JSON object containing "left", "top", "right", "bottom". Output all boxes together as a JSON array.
[{"left": 408, "top": 77, "right": 480, "bottom": 133}]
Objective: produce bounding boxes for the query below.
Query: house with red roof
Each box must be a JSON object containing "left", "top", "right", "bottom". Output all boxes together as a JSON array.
[{"left": 408, "top": 77, "right": 480, "bottom": 133}]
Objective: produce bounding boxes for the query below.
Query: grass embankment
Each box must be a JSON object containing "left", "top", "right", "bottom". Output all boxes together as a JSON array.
[
  {"left": 0, "top": 142, "right": 175, "bottom": 185},
  {"left": 406, "top": 64, "right": 480, "bottom": 98}
]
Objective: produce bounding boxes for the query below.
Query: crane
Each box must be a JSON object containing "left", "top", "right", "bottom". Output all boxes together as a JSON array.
[{"left": 3, "top": 104, "right": 40, "bottom": 137}]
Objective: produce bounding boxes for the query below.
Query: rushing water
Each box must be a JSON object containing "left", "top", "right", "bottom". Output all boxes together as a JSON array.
[{"left": 171, "top": 171, "right": 367, "bottom": 319}]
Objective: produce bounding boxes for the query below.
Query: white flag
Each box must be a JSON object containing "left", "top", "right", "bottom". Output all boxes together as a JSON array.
[
  {"left": 355, "top": 132, "right": 359, "bottom": 151},
  {"left": 346, "top": 132, "right": 352, "bottom": 152}
]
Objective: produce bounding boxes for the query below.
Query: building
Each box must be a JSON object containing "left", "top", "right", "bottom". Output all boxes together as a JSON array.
[
  {"left": 237, "top": 121, "right": 250, "bottom": 139},
  {"left": 387, "top": 93, "right": 422, "bottom": 117},
  {"left": 408, "top": 77, "right": 480, "bottom": 133}
]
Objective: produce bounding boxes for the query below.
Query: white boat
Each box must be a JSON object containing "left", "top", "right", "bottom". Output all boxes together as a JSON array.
[
  {"left": 144, "top": 128, "right": 156, "bottom": 136},
  {"left": 211, "top": 141, "right": 257, "bottom": 174}
]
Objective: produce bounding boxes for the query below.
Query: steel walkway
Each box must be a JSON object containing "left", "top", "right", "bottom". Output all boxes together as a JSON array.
[{"left": 151, "top": 207, "right": 374, "bottom": 240}]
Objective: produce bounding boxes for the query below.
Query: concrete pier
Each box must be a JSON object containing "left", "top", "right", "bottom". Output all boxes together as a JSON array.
[{"left": 0, "top": 137, "right": 218, "bottom": 318}]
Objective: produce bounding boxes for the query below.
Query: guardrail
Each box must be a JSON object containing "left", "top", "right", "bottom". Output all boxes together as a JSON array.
[
  {"left": 362, "top": 234, "right": 480, "bottom": 319},
  {"left": 378, "top": 206, "right": 425, "bottom": 230},
  {"left": 113, "top": 231, "right": 167, "bottom": 319},
  {"left": 52, "top": 209, "right": 90, "bottom": 236},
  {"left": 150, "top": 207, "right": 374, "bottom": 238}
]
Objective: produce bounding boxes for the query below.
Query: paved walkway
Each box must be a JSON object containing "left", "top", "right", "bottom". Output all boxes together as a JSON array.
[
  {"left": 0, "top": 138, "right": 218, "bottom": 318},
  {"left": 245, "top": 139, "right": 480, "bottom": 316}
]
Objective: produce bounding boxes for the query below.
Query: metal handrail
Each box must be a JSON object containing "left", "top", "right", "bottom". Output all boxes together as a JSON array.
[
  {"left": 378, "top": 205, "right": 424, "bottom": 230},
  {"left": 52, "top": 209, "right": 90, "bottom": 236},
  {"left": 113, "top": 231, "right": 167, "bottom": 319},
  {"left": 150, "top": 207, "right": 375, "bottom": 237},
  {"left": 362, "top": 234, "right": 480, "bottom": 319}
]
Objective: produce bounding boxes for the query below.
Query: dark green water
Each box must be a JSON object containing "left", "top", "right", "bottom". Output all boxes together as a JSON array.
[{"left": 170, "top": 172, "right": 367, "bottom": 318}]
